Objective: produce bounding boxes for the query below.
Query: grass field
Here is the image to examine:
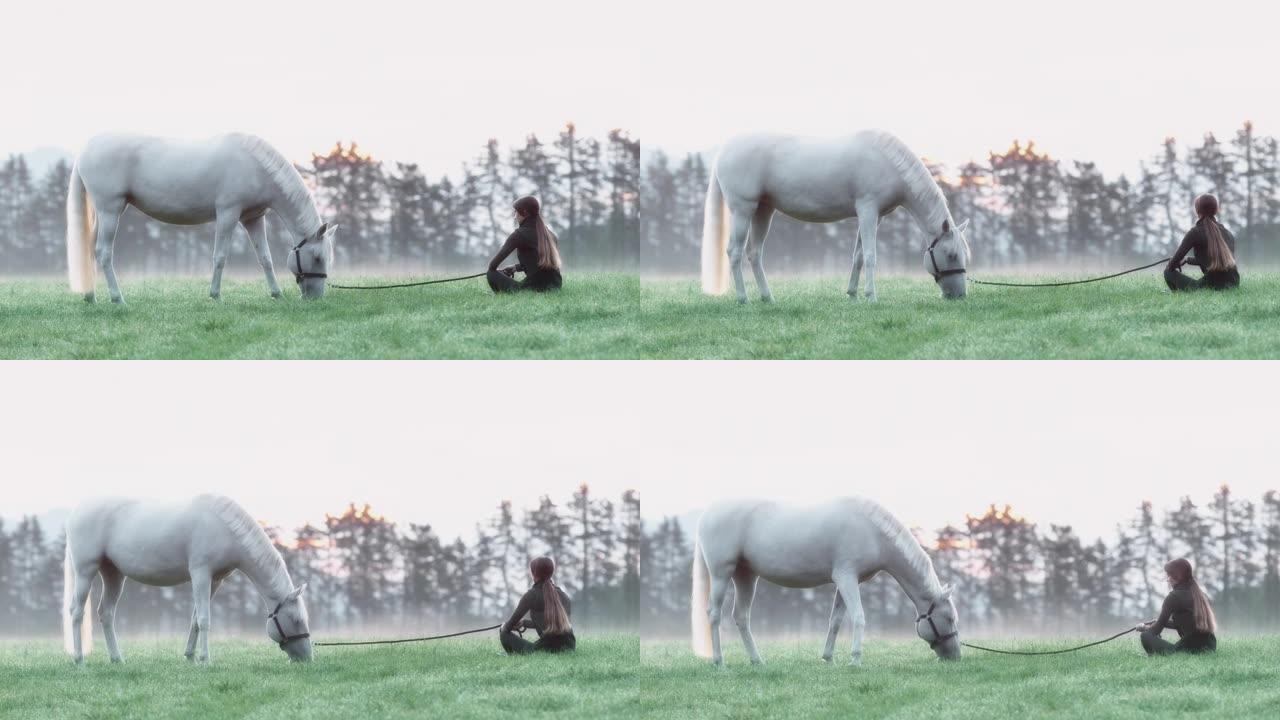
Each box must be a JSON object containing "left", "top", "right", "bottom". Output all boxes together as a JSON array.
[
  {"left": 0, "top": 273, "right": 638, "bottom": 360},
  {"left": 639, "top": 636, "right": 1280, "bottom": 719},
  {"left": 0, "top": 635, "right": 638, "bottom": 720},
  {"left": 3, "top": 271, "right": 1279, "bottom": 359},
  {"left": 637, "top": 273, "right": 1280, "bottom": 359}
]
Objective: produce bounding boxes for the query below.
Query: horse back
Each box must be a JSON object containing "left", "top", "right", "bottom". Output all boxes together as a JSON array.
[{"left": 66, "top": 496, "right": 228, "bottom": 585}]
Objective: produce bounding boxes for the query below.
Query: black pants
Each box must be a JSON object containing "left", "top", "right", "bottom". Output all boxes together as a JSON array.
[
  {"left": 500, "top": 629, "right": 536, "bottom": 655},
  {"left": 487, "top": 268, "right": 563, "bottom": 294},
  {"left": 1140, "top": 629, "right": 1216, "bottom": 656},
  {"left": 1164, "top": 267, "right": 1240, "bottom": 292}
]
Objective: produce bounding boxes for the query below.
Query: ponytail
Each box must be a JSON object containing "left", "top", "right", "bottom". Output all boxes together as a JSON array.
[
  {"left": 1203, "top": 221, "right": 1236, "bottom": 272},
  {"left": 543, "top": 580, "right": 572, "bottom": 635},
  {"left": 534, "top": 216, "right": 562, "bottom": 271}
]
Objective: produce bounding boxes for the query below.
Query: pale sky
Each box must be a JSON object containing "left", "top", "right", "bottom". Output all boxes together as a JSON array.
[
  {"left": 636, "top": 0, "right": 1280, "bottom": 177},
  {"left": 0, "top": 0, "right": 636, "bottom": 177},
  {"left": 3, "top": 363, "right": 1274, "bottom": 544}
]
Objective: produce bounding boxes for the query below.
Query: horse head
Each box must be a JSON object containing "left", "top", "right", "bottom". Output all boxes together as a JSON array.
[
  {"left": 288, "top": 223, "right": 338, "bottom": 299},
  {"left": 266, "top": 583, "right": 313, "bottom": 662},
  {"left": 916, "top": 584, "right": 962, "bottom": 660},
  {"left": 925, "top": 219, "right": 970, "bottom": 299}
]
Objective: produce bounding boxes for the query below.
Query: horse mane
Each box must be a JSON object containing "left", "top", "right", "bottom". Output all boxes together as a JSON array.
[
  {"left": 235, "top": 134, "right": 322, "bottom": 236},
  {"left": 202, "top": 494, "right": 291, "bottom": 597},
  {"left": 865, "top": 130, "right": 951, "bottom": 235},
  {"left": 855, "top": 496, "right": 944, "bottom": 599}
]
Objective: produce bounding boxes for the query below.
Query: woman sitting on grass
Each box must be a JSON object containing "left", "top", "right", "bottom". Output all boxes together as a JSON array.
[
  {"left": 487, "top": 196, "right": 564, "bottom": 293},
  {"left": 1137, "top": 558, "right": 1218, "bottom": 656},
  {"left": 1164, "top": 194, "right": 1239, "bottom": 292},
  {"left": 500, "top": 556, "right": 576, "bottom": 654}
]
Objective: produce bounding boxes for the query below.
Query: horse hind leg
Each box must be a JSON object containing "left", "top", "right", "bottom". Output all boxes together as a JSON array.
[
  {"left": 725, "top": 205, "right": 753, "bottom": 304},
  {"left": 243, "top": 215, "right": 282, "bottom": 299},
  {"left": 97, "top": 563, "right": 126, "bottom": 663},
  {"left": 731, "top": 569, "right": 764, "bottom": 665},
  {"left": 706, "top": 571, "right": 732, "bottom": 666},
  {"left": 93, "top": 200, "right": 126, "bottom": 304},
  {"left": 822, "top": 588, "right": 846, "bottom": 662},
  {"left": 746, "top": 206, "right": 775, "bottom": 303},
  {"left": 69, "top": 564, "right": 97, "bottom": 664}
]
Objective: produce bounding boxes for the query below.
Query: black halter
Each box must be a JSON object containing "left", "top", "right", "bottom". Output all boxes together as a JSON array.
[
  {"left": 917, "top": 599, "right": 958, "bottom": 649},
  {"left": 268, "top": 601, "right": 311, "bottom": 649},
  {"left": 290, "top": 235, "right": 328, "bottom": 284},
  {"left": 926, "top": 233, "right": 967, "bottom": 283}
]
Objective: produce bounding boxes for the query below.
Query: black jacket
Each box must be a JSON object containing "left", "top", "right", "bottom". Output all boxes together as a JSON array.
[
  {"left": 502, "top": 580, "right": 573, "bottom": 637},
  {"left": 1169, "top": 218, "right": 1236, "bottom": 275},
  {"left": 1150, "top": 582, "right": 1216, "bottom": 651}
]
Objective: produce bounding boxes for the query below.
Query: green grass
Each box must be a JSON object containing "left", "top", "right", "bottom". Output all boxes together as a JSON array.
[
  {"left": 639, "top": 636, "right": 1280, "bottom": 719},
  {"left": 0, "top": 635, "right": 638, "bottom": 720},
  {"left": 637, "top": 273, "right": 1280, "bottom": 359},
  {"left": 0, "top": 273, "right": 638, "bottom": 359},
  {"left": 3, "top": 271, "right": 1280, "bottom": 358}
]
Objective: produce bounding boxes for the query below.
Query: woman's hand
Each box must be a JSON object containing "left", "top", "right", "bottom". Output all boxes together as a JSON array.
[{"left": 502, "top": 266, "right": 517, "bottom": 278}]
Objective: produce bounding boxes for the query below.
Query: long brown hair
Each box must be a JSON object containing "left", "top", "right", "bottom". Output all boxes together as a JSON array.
[
  {"left": 513, "top": 196, "right": 562, "bottom": 271},
  {"left": 1195, "top": 194, "right": 1236, "bottom": 272},
  {"left": 1165, "top": 558, "right": 1217, "bottom": 634},
  {"left": 530, "top": 556, "right": 571, "bottom": 635}
]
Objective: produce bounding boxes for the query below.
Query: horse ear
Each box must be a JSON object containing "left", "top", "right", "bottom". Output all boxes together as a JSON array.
[
  {"left": 288, "top": 583, "right": 308, "bottom": 600},
  {"left": 956, "top": 219, "right": 970, "bottom": 234},
  {"left": 942, "top": 219, "right": 951, "bottom": 234},
  {"left": 940, "top": 583, "right": 955, "bottom": 600},
  {"left": 324, "top": 224, "right": 340, "bottom": 237},
  {"left": 316, "top": 222, "right": 328, "bottom": 238}
]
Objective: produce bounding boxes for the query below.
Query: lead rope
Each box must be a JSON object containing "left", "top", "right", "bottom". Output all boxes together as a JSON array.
[
  {"left": 971, "top": 258, "right": 1170, "bottom": 288},
  {"left": 314, "top": 623, "right": 502, "bottom": 647},
  {"left": 960, "top": 627, "right": 1138, "bottom": 656},
  {"left": 328, "top": 272, "right": 488, "bottom": 291}
]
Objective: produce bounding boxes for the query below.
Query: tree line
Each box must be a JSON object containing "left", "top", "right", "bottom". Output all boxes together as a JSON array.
[
  {"left": 0, "top": 124, "right": 640, "bottom": 276},
  {"left": 641, "top": 122, "right": 1280, "bottom": 275},
  {"left": 642, "top": 484, "right": 1280, "bottom": 637},
  {"left": 0, "top": 485, "right": 639, "bottom": 638}
]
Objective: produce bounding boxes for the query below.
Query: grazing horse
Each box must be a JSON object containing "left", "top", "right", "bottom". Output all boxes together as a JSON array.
[
  {"left": 62, "top": 495, "right": 313, "bottom": 664},
  {"left": 701, "top": 130, "right": 971, "bottom": 302},
  {"left": 691, "top": 497, "right": 961, "bottom": 666},
  {"left": 66, "top": 132, "right": 337, "bottom": 303}
]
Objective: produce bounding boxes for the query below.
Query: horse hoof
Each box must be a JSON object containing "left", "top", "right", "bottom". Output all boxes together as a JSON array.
[
  {"left": 110, "top": 297, "right": 126, "bottom": 305},
  {"left": 760, "top": 295, "right": 775, "bottom": 304},
  {"left": 83, "top": 293, "right": 96, "bottom": 303},
  {"left": 270, "top": 291, "right": 282, "bottom": 300},
  {"left": 110, "top": 657, "right": 124, "bottom": 664},
  {"left": 821, "top": 656, "right": 833, "bottom": 664}
]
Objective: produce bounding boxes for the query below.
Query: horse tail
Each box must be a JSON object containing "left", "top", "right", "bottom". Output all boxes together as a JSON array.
[
  {"left": 65, "top": 160, "right": 97, "bottom": 297},
  {"left": 700, "top": 168, "right": 730, "bottom": 295},
  {"left": 690, "top": 536, "right": 713, "bottom": 658},
  {"left": 62, "top": 542, "right": 93, "bottom": 656}
]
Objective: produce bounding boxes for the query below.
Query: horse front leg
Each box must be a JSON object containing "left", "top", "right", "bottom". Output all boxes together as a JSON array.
[
  {"left": 243, "top": 215, "right": 282, "bottom": 299},
  {"left": 184, "top": 577, "right": 222, "bottom": 661},
  {"left": 746, "top": 206, "right": 775, "bottom": 303},
  {"left": 731, "top": 570, "right": 764, "bottom": 665},
  {"left": 847, "top": 233, "right": 864, "bottom": 298},
  {"left": 833, "top": 572, "right": 866, "bottom": 666},
  {"left": 190, "top": 570, "right": 214, "bottom": 662},
  {"left": 856, "top": 204, "right": 880, "bottom": 302},
  {"left": 822, "top": 589, "right": 846, "bottom": 662},
  {"left": 209, "top": 212, "right": 239, "bottom": 300}
]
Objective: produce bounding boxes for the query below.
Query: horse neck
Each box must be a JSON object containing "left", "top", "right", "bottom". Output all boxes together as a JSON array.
[
  {"left": 877, "top": 523, "right": 944, "bottom": 612},
  {"left": 240, "top": 136, "right": 321, "bottom": 237},
  {"left": 270, "top": 173, "right": 322, "bottom": 239},
  {"left": 901, "top": 188, "right": 953, "bottom": 243},
  {"left": 234, "top": 528, "right": 295, "bottom": 605}
]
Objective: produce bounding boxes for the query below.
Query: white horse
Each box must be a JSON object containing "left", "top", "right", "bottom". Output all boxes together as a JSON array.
[
  {"left": 66, "top": 132, "right": 337, "bottom": 303},
  {"left": 701, "top": 130, "right": 971, "bottom": 302},
  {"left": 62, "top": 495, "right": 313, "bottom": 664},
  {"left": 691, "top": 497, "right": 961, "bottom": 666}
]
